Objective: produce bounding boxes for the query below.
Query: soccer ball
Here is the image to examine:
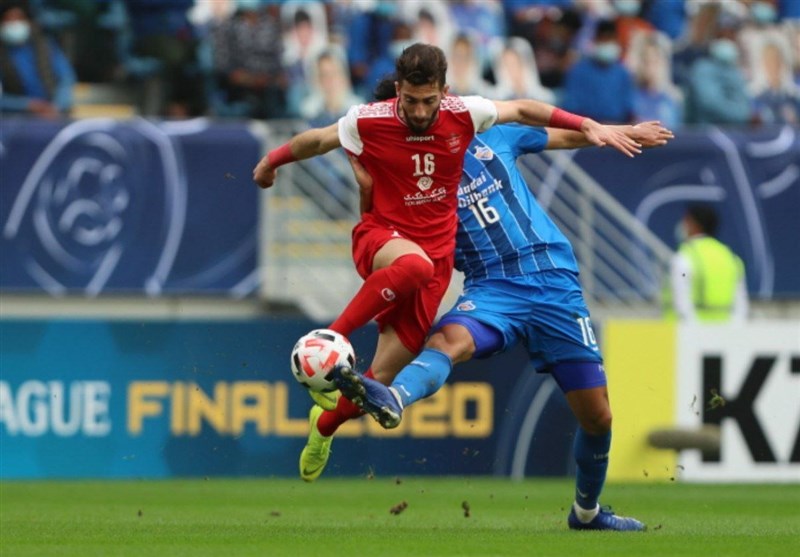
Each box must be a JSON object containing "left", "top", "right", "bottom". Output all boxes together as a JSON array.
[{"left": 290, "top": 329, "right": 355, "bottom": 392}]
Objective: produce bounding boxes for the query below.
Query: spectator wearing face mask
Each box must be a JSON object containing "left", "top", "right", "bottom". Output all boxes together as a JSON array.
[
  {"left": 561, "top": 19, "right": 635, "bottom": 123},
  {"left": 0, "top": 1, "right": 75, "bottom": 117},
  {"left": 684, "top": 13, "right": 752, "bottom": 125}
]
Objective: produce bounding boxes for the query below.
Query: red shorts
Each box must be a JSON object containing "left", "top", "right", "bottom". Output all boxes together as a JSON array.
[{"left": 351, "top": 219, "right": 454, "bottom": 353}]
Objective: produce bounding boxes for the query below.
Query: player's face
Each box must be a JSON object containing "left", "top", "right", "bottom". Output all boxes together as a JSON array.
[{"left": 395, "top": 80, "right": 448, "bottom": 134}]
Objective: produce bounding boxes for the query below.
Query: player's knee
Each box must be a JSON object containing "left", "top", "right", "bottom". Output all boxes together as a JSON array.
[
  {"left": 392, "top": 253, "right": 434, "bottom": 289},
  {"left": 370, "top": 254, "right": 433, "bottom": 300},
  {"left": 427, "top": 327, "right": 474, "bottom": 363},
  {"left": 579, "top": 408, "right": 612, "bottom": 436}
]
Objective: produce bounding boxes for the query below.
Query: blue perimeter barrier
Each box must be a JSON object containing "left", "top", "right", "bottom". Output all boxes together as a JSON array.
[
  {"left": 0, "top": 319, "right": 577, "bottom": 479},
  {"left": 569, "top": 124, "right": 800, "bottom": 299},
  {"left": 0, "top": 118, "right": 261, "bottom": 297}
]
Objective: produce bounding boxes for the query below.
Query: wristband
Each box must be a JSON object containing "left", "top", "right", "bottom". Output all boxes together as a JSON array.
[
  {"left": 549, "top": 108, "right": 586, "bottom": 131},
  {"left": 267, "top": 143, "right": 297, "bottom": 168}
]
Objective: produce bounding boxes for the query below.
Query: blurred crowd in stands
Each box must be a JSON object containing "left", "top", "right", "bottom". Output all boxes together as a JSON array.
[{"left": 1, "top": 0, "right": 798, "bottom": 127}]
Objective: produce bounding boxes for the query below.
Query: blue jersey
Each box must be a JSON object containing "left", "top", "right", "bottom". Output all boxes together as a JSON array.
[{"left": 455, "top": 124, "right": 579, "bottom": 283}]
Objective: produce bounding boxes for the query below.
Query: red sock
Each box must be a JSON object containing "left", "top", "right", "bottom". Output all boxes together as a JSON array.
[
  {"left": 329, "top": 254, "right": 434, "bottom": 337},
  {"left": 316, "top": 369, "right": 375, "bottom": 436}
]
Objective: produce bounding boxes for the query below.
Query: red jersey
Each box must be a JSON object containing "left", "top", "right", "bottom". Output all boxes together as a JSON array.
[{"left": 338, "top": 95, "right": 497, "bottom": 258}]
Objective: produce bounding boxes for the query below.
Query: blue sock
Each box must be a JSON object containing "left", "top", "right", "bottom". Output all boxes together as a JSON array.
[
  {"left": 391, "top": 349, "right": 452, "bottom": 406},
  {"left": 573, "top": 428, "right": 611, "bottom": 510}
]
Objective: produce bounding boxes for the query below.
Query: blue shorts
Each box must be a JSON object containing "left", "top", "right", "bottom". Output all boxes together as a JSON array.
[{"left": 436, "top": 269, "right": 603, "bottom": 371}]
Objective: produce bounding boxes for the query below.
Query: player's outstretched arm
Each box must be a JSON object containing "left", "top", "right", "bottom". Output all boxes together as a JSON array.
[
  {"left": 494, "top": 99, "right": 642, "bottom": 158},
  {"left": 494, "top": 98, "right": 559, "bottom": 128},
  {"left": 545, "top": 121, "right": 674, "bottom": 150},
  {"left": 253, "top": 123, "right": 341, "bottom": 189}
]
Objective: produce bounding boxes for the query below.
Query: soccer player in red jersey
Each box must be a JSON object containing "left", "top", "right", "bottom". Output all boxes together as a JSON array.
[{"left": 252, "top": 43, "right": 641, "bottom": 481}]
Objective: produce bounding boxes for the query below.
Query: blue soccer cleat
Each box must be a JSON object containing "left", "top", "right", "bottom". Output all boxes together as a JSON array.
[
  {"left": 330, "top": 365, "right": 404, "bottom": 429},
  {"left": 568, "top": 505, "right": 646, "bottom": 532}
]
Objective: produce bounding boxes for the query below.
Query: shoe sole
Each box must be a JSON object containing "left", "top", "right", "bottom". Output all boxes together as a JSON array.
[
  {"left": 336, "top": 367, "right": 401, "bottom": 429},
  {"left": 569, "top": 522, "right": 647, "bottom": 532},
  {"left": 568, "top": 512, "right": 646, "bottom": 532}
]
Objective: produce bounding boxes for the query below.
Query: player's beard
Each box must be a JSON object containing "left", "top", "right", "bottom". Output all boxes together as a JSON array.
[{"left": 405, "top": 108, "right": 439, "bottom": 135}]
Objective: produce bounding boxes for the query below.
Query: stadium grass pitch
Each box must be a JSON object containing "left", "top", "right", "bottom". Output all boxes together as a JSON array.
[{"left": 2, "top": 477, "right": 798, "bottom": 557}]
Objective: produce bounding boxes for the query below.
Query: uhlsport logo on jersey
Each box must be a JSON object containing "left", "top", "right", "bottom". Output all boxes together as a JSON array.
[
  {"left": 406, "top": 135, "right": 434, "bottom": 142},
  {"left": 457, "top": 300, "right": 476, "bottom": 311},
  {"left": 381, "top": 288, "right": 396, "bottom": 301},
  {"left": 473, "top": 146, "right": 494, "bottom": 160}
]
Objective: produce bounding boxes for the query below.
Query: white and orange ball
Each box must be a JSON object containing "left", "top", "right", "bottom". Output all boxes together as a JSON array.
[{"left": 290, "top": 329, "right": 355, "bottom": 392}]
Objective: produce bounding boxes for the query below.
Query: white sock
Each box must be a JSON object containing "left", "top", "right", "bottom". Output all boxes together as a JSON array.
[{"left": 573, "top": 502, "right": 599, "bottom": 523}]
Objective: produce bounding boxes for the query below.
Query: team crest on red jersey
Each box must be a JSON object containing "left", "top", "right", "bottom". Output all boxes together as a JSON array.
[
  {"left": 446, "top": 134, "right": 462, "bottom": 153},
  {"left": 417, "top": 176, "right": 433, "bottom": 191}
]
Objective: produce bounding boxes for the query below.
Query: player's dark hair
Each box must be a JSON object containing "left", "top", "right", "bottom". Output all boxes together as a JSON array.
[
  {"left": 373, "top": 76, "right": 396, "bottom": 101},
  {"left": 395, "top": 43, "right": 447, "bottom": 89},
  {"left": 686, "top": 204, "right": 719, "bottom": 236}
]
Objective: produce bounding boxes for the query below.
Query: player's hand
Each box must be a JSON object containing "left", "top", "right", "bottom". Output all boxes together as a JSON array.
[
  {"left": 252, "top": 156, "right": 277, "bottom": 189},
  {"left": 581, "top": 119, "right": 642, "bottom": 158},
  {"left": 628, "top": 121, "right": 674, "bottom": 148},
  {"left": 348, "top": 156, "right": 374, "bottom": 214}
]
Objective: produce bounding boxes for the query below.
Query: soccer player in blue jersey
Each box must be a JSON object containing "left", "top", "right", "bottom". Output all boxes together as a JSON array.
[{"left": 332, "top": 85, "right": 673, "bottom": 530}]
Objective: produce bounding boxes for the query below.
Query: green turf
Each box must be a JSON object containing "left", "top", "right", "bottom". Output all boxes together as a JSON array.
[{"left": 1, "top": 478, "right": 798, "bottom": 557}]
